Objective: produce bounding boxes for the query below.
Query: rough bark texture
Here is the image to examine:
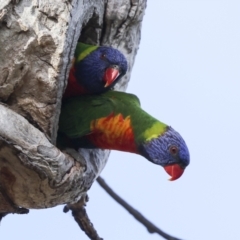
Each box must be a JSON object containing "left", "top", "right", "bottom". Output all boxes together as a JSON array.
[{"left": 0, "top": 0, "right": 147, "bottom": 213}]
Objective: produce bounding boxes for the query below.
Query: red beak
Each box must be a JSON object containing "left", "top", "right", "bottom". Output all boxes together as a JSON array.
[
  {"left": 103, "top": 67, "right": 120, "bottom": 87},
  {"left": 164, "top": 164, "right": 185, "bottom": 181}
]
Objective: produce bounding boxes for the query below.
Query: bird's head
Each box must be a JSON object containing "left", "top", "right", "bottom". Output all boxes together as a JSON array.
[
  {"left": 75, "top": 46, "right": 128, "bottom": 93},
  {"left": 140, "top": 127, "right": 190, "bottom": 181}
]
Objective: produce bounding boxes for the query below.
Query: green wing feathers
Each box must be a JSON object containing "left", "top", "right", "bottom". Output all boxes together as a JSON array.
[
  {"left": 59, "top": 92, "right": 121, "bottom": 139},
  {"left": 58, "top": 91, "right": 168, "bottom": 147}
]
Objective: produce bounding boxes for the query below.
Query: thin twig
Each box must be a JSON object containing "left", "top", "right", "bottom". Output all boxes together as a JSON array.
[
  {"left": 97, "top": 176, "right": 183, "bottom": 240},
  {"left": 63, "top": 195, "right": 103, "bottom": 240}
]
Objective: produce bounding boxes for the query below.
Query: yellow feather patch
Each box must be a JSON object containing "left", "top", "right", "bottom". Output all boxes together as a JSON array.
[
  {"left": 77, "top": 46, "right": 98, "bottom": 62},
  {"left": 143, "top": 121, "right": 167, "bottom": 142}
]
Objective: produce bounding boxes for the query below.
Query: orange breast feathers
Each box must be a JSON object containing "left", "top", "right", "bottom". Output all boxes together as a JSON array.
[{"left": 87, "top": 113, "right": 138, "bottom": 153}]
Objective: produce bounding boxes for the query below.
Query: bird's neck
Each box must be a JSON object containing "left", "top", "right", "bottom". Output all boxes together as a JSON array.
[
  {"left": 85, "top": 114, "right": 168, "bottom": 154},
  {"left": 63, "top": 67, "right": 88, "bottom": 98}
]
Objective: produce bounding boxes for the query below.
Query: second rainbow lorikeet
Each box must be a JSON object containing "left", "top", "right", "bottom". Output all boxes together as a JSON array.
[
  {"left": 58, "top": 91, "right": 190, "bottom": 181},
  {"left": 63, "top": 42, "right": 128, "bottom": 98}
]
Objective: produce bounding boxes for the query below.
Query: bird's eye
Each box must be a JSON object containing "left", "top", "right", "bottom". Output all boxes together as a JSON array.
[
  {"left": 169, "top": 146, "right": 178, "bottom": 155},
  {"left": 101, "top": 54, "right": 107, "bottom": 60}
]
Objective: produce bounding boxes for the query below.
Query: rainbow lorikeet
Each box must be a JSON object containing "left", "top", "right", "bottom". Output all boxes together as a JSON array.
[
  {"left": 57, "top": 91, "right": 190, "bottom": 181},
  {"left": 63, "top": 42, "right": 128, "bottom": 98}
]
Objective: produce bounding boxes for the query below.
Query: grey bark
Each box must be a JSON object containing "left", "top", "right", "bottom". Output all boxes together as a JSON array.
[{"left": 0, "top": 0, "right": 147, "bottom": 213}]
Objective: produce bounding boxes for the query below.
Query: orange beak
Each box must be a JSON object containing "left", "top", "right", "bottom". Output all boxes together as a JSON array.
[
  {"left": 103, "top": 67, "right": 120, "bottom": 87},
  {"left": 164, "top": 164, "right": 184, "bottom": 181}
]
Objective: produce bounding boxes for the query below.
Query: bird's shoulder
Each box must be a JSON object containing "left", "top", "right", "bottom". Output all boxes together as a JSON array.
[{"left": 101, "top": 91, "right": 141, "bottom": 108}]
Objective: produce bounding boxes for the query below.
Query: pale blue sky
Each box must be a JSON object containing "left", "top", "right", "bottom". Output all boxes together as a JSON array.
[{"left": 1, "top": 1, "right": 240, "bottom": 239}]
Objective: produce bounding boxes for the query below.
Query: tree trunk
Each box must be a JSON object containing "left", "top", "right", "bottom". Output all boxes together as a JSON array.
[{"left": 0, "top": 0, "right": 146, "bottom": 213}]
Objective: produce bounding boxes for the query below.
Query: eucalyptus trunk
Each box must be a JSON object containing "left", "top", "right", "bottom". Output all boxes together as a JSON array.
[{"left": 0, "top": 0, "right": 146, "bottom": 213}]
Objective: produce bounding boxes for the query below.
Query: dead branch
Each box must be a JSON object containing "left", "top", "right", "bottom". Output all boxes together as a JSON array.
[{"left": 97, "top": 176, "right": 183, "bottom": 240}]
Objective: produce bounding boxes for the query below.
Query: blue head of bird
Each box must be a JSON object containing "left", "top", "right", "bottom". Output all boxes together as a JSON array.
[
  {"left": 75, "top": 46, "right": 128, "bottom": 93},
  {"left": 140, "top": 127, "right": 190, "bottom": 180}
]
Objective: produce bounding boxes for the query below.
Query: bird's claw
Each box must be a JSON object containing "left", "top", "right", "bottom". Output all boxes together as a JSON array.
[
  {"left": 0, "top": 184, "right": 29, "bottom": 222},
  {"left": 15, "top": 207, "right": 29, "bottom": 215},
  {"left": 78, "top": 192, "right": 89, "bottom": 207},
  {"left": 0, "top": 207, "right": 29, "bottom": 222},
  {"left": 63, "top": 193, "right": 89, "bottom": 213}
]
